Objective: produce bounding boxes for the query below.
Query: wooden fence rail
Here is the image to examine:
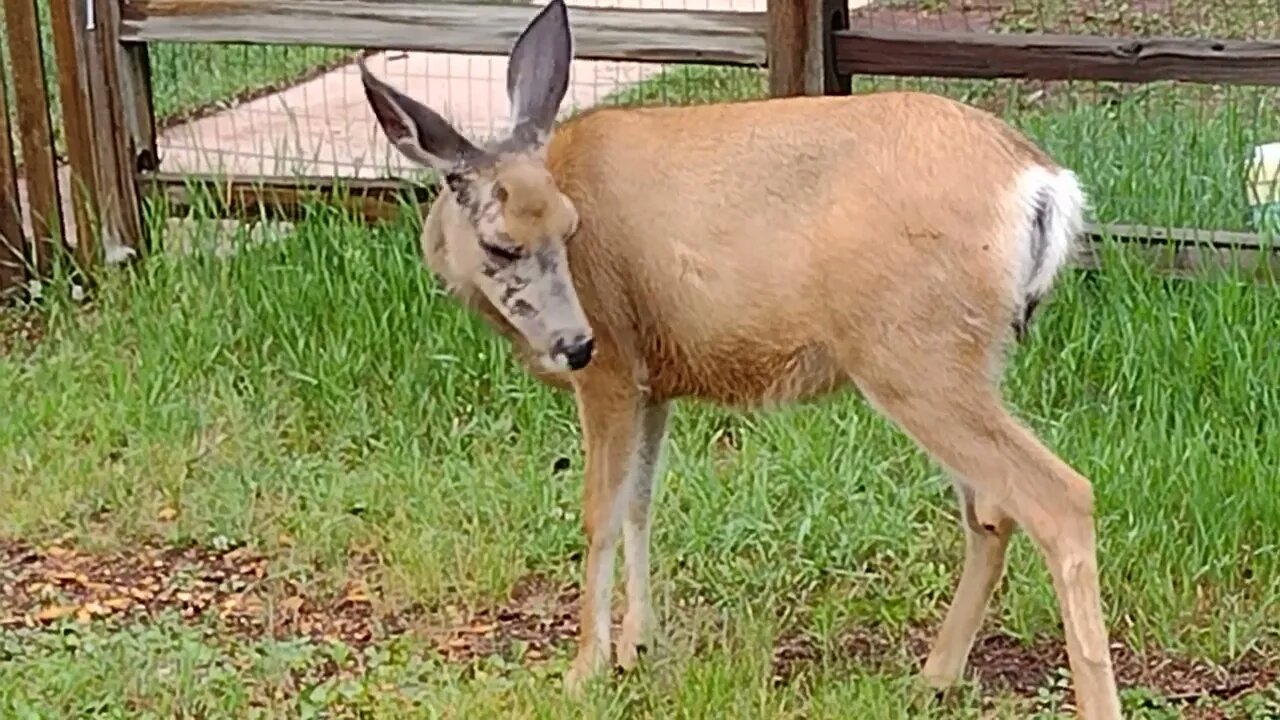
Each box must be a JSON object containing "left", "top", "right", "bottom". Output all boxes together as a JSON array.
[
  {"left": 119, "top": 0, "right": 1280, "bottom": 86},
  {"left": 833, "top": 30, "right": 1280, "bottom": 86},
  {"left": 120, "top": 0, "right": 769, "bottom": 65}
]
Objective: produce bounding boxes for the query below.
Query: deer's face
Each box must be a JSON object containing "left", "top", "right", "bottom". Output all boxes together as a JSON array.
[
  {"left": 439, "top": 159, "right": 592, "bottom": 372},
  {"left": 360, "top": 0, "right": 594, "bottom": 371}
]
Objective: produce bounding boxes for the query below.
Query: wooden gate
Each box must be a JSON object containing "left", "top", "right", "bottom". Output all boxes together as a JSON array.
[{"left": 1, "top": 0, "right": 143, "bottom": 301}]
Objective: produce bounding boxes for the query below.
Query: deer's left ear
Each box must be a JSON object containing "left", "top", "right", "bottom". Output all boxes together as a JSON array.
[{"left": 506, "top": 0, "right": 573, "bottom": 150}]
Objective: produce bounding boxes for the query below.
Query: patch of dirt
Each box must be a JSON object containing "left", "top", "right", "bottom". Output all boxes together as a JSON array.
[
  {"left": 422, "top": 574, "right": 582, "bottom": 665},
  {"left": 772, "top": 624, "right": 1278, "bottom": 709},
  {"left": 0, "top": 537, "right": 584, "bottom": 666},
  {"left": 0, "top": 538, "right": 410, "bottom": 648},
  {"left": 0, "top": 310, "right": 45, "bottom": 355},
  {"left": 4, "top": 536, "right": 1274, "bottom": 709}
]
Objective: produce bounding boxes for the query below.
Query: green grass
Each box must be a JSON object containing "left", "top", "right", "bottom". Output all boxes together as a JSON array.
[
  {"left": 0, "top": 191, "right": 1278, "bottom": 716},
  {"left": 2, "top": 1, "right": 1280, "bottom": 715}
]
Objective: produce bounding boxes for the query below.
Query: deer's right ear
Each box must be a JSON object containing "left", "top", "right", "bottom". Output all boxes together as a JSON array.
[{"left": 361, "top": 61, "right": 484, "bottom": 171}]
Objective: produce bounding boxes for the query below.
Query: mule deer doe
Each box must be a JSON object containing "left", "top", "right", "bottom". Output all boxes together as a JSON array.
[{"left": 358, "top": 1, "right": 1122, "bottom": 715}]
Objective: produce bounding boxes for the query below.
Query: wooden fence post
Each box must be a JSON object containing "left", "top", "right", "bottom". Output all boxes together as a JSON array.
[
  {"left": 3, "top": 0, "right": 67, "bottom": 280},
  {"left": 767, "top": 0, "right": 850, "bottom": 97},
  {"left": 120, "top": 43, "right": 159, "bottom": 175},
  {"left": 78, "top": 0, "right": 146, "bottom": 259},
  {"left": 0, "top": 59, "right": 27, "bottom": 298},
  {"left": 49, "top": 0, "right": 103, "bottom": 273},
  {"left": 820, "top": 0, "right": 851, "bottom": 95}
]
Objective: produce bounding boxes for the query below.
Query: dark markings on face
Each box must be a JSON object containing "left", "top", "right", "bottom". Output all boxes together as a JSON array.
[
  {"left": 509, "top": 299, "right": 536, "bottom": 318},
  {"left": 500, "top": 274, "right": 529, "bottom": 305},
  {"left": 535, "top": 245, "right": 557, "bottom": 274},
  {"left": 481, "top": 263, "right": 531, "bottom": 309},
  {"left": 446, "top": 172, "right": 498, "bottom": 225}
]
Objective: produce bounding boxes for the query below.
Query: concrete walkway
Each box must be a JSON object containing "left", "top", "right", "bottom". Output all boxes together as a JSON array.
[{"left": 156, "top": 0, "right": 772, "bottom": 179}]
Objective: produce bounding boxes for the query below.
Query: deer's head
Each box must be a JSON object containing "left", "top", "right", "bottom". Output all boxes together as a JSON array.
[{"left": 361, "top": 0, "right": 593, "bottom": 372}]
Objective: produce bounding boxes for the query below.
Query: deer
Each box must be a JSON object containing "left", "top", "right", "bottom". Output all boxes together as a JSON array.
[{"left": 357, "top": 0, "right": 1122, "bottom": 716}]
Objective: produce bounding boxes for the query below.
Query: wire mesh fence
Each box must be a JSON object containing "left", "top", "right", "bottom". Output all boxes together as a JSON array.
[
  {"left": 3, "top": 0, "right": 1277, "bottom": 234},
  {"left": 150, "top": 0, "right": 771, "bottom": 181},
  {"left": 839, "top": 1, "right": 1280, "bottom": 231}
]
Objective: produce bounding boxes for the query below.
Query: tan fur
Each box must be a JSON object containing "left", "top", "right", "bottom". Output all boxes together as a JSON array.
[
  {"left": 430, "top": 93, "right": 1040, "bottom": 404},
  {"left": 411, "top": 90, "right": 1120, "bottom": 717}
]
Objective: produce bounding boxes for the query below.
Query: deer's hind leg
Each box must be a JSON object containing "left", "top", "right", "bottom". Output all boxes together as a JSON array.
[
  {"left": 922, "top": 482, "right": 1017, "bottom": 688},
  {"left": 846, "top": 347, "right": 1121, "bottom": 719}
]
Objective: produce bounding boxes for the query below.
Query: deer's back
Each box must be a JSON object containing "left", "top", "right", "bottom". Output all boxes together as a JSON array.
[{"left": 547, "top": 92, "right": 1058, "bottom": 405}]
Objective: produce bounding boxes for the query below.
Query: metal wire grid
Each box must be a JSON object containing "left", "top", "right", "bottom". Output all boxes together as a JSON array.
[
  {"left": 143, "top": 0, "right": 1278, "bottom": 230},
  {"left": 152, "top": 0, "right": 768, "bottom": 180}
]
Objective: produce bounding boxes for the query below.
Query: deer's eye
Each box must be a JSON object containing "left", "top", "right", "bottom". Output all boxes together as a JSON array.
[{"left": 480, "top": 240, "right": 522, "bottom": 263}]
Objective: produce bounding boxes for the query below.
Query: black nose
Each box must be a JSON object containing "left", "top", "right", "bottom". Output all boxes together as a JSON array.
[{"left": 560, "top": 336, "right": 594, "bottom": 371}]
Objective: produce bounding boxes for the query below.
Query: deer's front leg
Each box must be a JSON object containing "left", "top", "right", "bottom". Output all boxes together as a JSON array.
[
  {"left": 564, "top": 381, "right": 644, "bottom": 695},
  {"left": 617, "top": 400, "right": 671, "bottom": 671}
]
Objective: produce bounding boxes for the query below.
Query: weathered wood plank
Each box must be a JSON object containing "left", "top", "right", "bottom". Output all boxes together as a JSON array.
[
  {"left": 1085, "top": 223, "right": 1276, "bottom": 251},
  {"left": 4, "top": 0, "right": 66, "bottom": 278},
  {"left": 0, "top": 60, "right": 27, "bottom": 297},
  {"left": 1074, "top": 240, "right": 1280, "bottom": 281},
  {"left": 120, "top": 43, "right": 159, "bottom": 174},
  {"left": 94, "top": 0, "right": 146, "bottom": 255},
  {"left": 820, "top": 0, "right": 851, "bottom": 95},
  {"left": 769, "top": 0, "right": 847, "bottom": 97},
  {"left": 767, "top": 0, "right": 807, "bottom": 96},
  {"left": 49, "top": 0, "right": 102, "bottom": 270},
  {"left": 139, "top": 172, "right": 434, "bottom": 223},
  {"left": 1081, "top": 223, "right": 1279, "bottom": 282},
  {"left": 834, "top": 29, "right": 1280, "bottom": 86},
  {"left": 120, "top": 0, "right": 767, "bottom": 66}
]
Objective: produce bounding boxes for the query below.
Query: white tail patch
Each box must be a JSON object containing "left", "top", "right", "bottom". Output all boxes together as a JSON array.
[{"left": 1014, "top": 165, "right": 1087, "bottom": 305}]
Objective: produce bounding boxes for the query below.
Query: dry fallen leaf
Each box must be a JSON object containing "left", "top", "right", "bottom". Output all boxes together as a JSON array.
[
  {"left": 280, "top": 596, "right": 304, "bottom": 613},
  {"left": 35, "top": 605, "right": 77, "bottom": 622},
  {"left": 103, "top": 597, "right": 132, "bottom": 610},
  {"left": 224, "top": 547, "right": 254, "bottom": 562}
]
